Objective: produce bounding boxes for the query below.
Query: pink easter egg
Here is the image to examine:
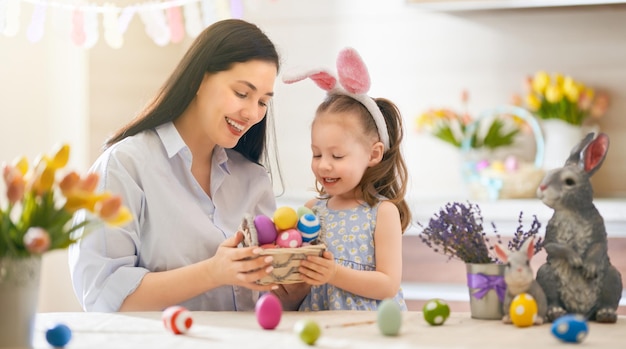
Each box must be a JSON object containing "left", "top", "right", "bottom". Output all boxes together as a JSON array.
[
  {"left": 254, "top": 214, "right": 278, "bottom": 245},
  {"left": 475, "top": 159, "right": 490, "bottom": 171},
  {"left": 504, "top": 155, "right": 519, "bottom": 172},
  {"left": 276, "top": 229, "right": 303, "bottom": 248},
  {"left": 162, "top": 305, "right": 193, "bottom": 335},
  {"left": 255, "top": 293, "right": 282, "bottom": 330}
]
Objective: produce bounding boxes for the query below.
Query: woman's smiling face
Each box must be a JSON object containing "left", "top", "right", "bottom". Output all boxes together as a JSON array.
[{"left": 193, "top": 60, "right": 277, "bottom": 149}]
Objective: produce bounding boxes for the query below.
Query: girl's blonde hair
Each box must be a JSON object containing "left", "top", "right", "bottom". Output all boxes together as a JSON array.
[{"left": 313, "top": 94, "right": 411, "bottom": 232}]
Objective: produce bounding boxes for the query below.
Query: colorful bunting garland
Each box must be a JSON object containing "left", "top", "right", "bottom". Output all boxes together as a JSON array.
[{"left": 0, "top": 0, "right": 244, "bottom": 48}]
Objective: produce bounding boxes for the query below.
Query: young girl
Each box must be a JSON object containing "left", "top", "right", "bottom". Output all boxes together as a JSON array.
[{"left": 283, "top": 48, "right": 411, "bottom": 311}]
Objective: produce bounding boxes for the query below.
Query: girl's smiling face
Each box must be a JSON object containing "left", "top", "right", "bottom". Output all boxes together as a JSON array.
[{"left": 310, "top": 111, "right": 380, "bottom": 201}]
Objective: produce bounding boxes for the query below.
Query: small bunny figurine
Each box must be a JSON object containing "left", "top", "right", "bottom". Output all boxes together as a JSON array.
[
  {"left": 535, "top": 132, "right": 623, "bottom": 323},
  {"left": 495, "top": 237, "right": 547, "bottom": 325}
]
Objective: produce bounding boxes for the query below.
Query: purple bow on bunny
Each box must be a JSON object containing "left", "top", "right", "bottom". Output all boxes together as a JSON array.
[{"left": 535, "top": 132, "right": 623, "bottom": 323}]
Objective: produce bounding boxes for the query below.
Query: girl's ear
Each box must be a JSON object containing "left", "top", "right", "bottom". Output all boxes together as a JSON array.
[{"left": 368, "top": 141, "right": 384, "bottom": 166}]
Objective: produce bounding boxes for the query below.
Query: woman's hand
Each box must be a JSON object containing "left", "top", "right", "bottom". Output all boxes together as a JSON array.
[
  {"left": 209, "top": 231, "right": 277, "bottom": 291},
  {"left": 298, "top": 251, "right": 337, "bottom": 286},
  {"left": 272, "top": 282, "right": 311, "bottom": 310}
]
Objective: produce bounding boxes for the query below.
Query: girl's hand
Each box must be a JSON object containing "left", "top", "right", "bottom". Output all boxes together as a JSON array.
[
  {"left": 299, "top": 251, "right": 337, "bottom": 286},
  {"left": 210, "top": 231, "right": 277, "bottom": 291}
]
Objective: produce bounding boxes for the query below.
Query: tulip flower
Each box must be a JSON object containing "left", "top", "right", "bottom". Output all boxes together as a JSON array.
[{"left": 1, "top": 143, "right": 133, "bottom": 258}]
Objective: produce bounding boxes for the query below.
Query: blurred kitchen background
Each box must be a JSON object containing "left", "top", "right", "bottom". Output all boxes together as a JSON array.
[{"left": 1, "top": 0, "right": 625, "bottom": 312}]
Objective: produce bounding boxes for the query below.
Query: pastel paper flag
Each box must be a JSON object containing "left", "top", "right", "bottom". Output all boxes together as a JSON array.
[
  {"left": 215, "top": 0, "right": 230, "bottom": 20},
  {"left": 117, "top": 5, "right": 136, "bottom": 34},
  {"left": 183, "top": 1, "right": 202, "bottom": 38},
  {"left": 71, "top": 8, "right": 86, "bottom": 46},
  {"left": 166, "top": 6, "right": 184, "bottom": 44},
  {"left": 3, "top": 0, "right": 20, "bottom": 37},
  {"left": 0, "top": 0, "right": 7, "bottom": 33},
  {"left": 230, "top": 0, "right": 243, "bottom": 19},
  {"left": 139, "top": 7, "right": 170, "bottom": 47},
  {"left": 103, "top": 3, "right": 123, "bottom": 49},
  {"left": 26, "top": 2, "right": 46, "bottom": 43},
  {"left": 200, "top": 0, "right": 216, "bottom": 27},
  {"left": 82, "top": 6, "right": 99, "bottom": 49}
]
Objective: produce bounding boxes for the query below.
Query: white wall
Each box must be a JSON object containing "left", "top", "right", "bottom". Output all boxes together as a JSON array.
[
  {"left": 2, "top": 0, "right": 626, "bottom": 311},
  {"left": 245, "top": 0, "right": 626, "bottom": 202}
]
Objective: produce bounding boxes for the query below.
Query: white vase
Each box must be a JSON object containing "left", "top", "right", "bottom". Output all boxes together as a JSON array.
[
  {"left": 0, "top": 256, "right": 41, "bottom": 349},
  {"left": 540, "top": 119, "right": 584, "bottom": 171}
]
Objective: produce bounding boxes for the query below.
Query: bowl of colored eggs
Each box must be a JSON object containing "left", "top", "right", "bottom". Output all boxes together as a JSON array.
[{"left": 240, "top": 206, "right": 326, "bottom": 285}]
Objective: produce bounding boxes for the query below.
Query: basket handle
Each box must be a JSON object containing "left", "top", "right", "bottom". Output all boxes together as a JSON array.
[{"left": 460, "top": 105, "right": 545, "bottom": 168}]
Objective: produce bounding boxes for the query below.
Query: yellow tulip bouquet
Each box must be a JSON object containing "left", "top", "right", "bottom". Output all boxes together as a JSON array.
[
  {"left": 1, "top": 144, "right": 132, "bottom": 258},
  {"left": 522, "top": 71, "right": 609, "bottom": 126}
]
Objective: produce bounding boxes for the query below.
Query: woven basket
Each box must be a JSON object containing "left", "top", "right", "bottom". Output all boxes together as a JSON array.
[
  {"left": 255, "top": 244, "right": 326, "bottom": 285},
  {"left": 240, "top": 214, "right": 326, "bottom": 285},
  {"left": 461, "top": 105, "right": 545, "bottom": 200}
]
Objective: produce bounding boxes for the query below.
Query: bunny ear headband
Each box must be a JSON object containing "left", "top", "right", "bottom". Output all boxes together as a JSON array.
[{"left": 282, "top": 47, "right": 390, "bottom": 151}]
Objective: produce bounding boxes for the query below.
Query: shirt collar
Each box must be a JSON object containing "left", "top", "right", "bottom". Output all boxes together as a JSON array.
[
  {"left": 156, "top": 122, "right": 187, "bottom": 159},
  {"left": 155, "top": 122, "right": 231, "bottom": 173}
]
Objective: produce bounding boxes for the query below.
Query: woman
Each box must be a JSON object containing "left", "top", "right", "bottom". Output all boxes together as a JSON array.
[{"left": 69, "top": 19, "right": 299, "bottom": 312}]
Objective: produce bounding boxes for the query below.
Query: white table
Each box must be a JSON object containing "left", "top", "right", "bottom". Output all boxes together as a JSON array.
[{"left": 34, "top": 311, "right": 626, "bottom": 349}]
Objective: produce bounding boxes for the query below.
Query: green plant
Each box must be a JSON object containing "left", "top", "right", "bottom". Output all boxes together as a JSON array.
[{"left": 415, "top": 91, "right": 521, "bottom": 150}]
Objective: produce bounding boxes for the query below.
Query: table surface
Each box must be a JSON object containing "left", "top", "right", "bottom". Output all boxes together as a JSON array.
[{"left": 34, "top": 311, "right": 626, "bottom": 349}]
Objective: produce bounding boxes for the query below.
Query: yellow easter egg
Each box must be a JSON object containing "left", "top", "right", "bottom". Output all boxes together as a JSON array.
[
  {"left": 273, "top": 206, "right": 298, "bottom": 231},
  {"left": 491, "top": 160, "right": 505, "bottom": 173},
  {"left": 510, "top": 293, "right": 538, "bottom": 328}
]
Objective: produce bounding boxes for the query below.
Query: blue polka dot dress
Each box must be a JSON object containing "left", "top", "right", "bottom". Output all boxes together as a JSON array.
[{"left": 299, "top": 199, "right": 407, "bottom": 311}]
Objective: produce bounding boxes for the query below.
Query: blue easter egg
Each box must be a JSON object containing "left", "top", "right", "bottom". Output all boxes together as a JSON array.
[
  {"left": 551, "top": 314, "right": 589, "bottom": 343},
  {"left": 46, "top": 323, "right": 72, "bottom": 347},
  {"left": 297, "top": 213, "right": 320, "bottom": 242}
]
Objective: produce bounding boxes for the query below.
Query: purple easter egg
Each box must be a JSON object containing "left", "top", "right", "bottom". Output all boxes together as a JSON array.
[{"left": 254, "top": 215, "right": 278, "bottom": 245}]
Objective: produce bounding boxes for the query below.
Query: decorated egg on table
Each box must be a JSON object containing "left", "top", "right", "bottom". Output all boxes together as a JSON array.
[
  {"left": 509, "top": 293, "right": 538, "bottom": 327},
  {"left": 162, "top": 305, "right": 193, "bottom": 335},
  {"left": 551, "top": 314, "right": 589, "bottom": 343},
  {"left": 254, "top": 214, "right": 278, "bottom": 245},
  {"left": 255, "top": 293, "right": 282, "bottom": 330},
  {"left": 294, "top": 318, "right": 321, "bottom": 345},
  {"left": 45, "top": 323, "right": 72, "bottom": 347},
  {"left": 276, "top": 229, "right": 303, "bottom": 248},
  {"left": 377, "top": 298, "right": 402, "bottom": 336},
  {"left": 422, "top": 298, "right": 450, "bottom": 326},
  {"left": 297, "top": 213, "right": 321, "bottom": 242},
  {"left": 273, "top": 206, "right": 299, "bottom": 231}
]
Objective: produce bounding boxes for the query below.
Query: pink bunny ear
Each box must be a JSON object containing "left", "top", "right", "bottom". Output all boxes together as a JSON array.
[
  {"left": 282, "top": 68, "right": 337, "bottom": 91},
  {"left": 336, "top": 47, "right": 371, "bottom": 94}
]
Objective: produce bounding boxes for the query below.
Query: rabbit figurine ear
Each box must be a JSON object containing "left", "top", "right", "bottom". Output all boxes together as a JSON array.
[
  {"left": 565, "top": 132, "right": 609, "bottom": 176},
  {"left": 494, "top": 243, "right": 509, "bottom": 263},
  {"left": 522, "top": 237, "right": 535, "bottom": 261}
]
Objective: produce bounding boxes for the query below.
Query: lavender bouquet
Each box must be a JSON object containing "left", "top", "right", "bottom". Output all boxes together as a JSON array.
[{"left": 418, "top": 202, "right": 542, "bottom": 263}]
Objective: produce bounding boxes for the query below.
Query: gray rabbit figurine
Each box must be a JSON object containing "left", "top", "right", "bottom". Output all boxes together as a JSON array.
[
  {"left": 535, "top": 132, "right": 622, "bottom": 323},
  {"left": 495, "top": 237, "right": 547, "bottom": 325}
]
